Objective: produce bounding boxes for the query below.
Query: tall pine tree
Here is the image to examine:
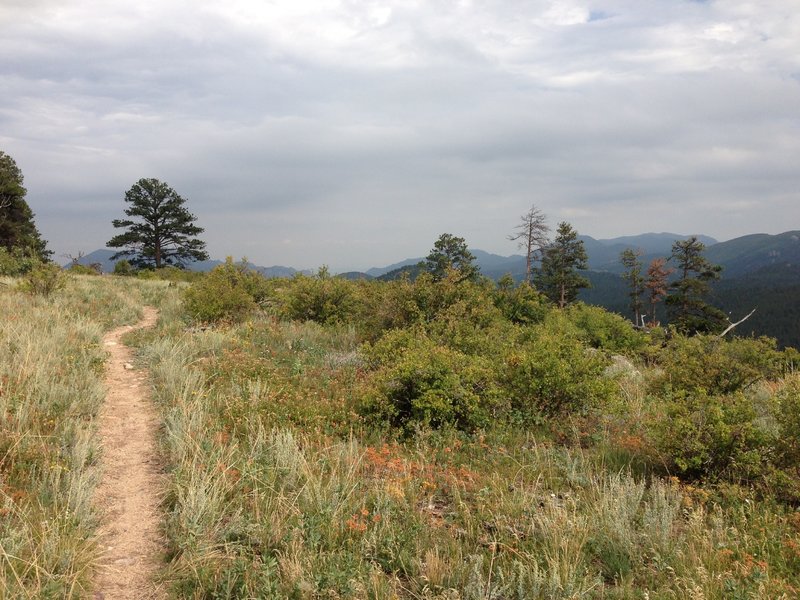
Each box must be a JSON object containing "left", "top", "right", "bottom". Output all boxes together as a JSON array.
[
  {"left": 107, "top": 178, "right": 209, "bottom": 269},
  {"left": 536, "top": 221, "right": 589, "bottom": 308},
  {"left": 0, "top": 151, "right": 50, "bottom": 260},
  {"left": 620, "top": 248, "right": 645, "bottom": 325},
  {"left": 666, "top": 236, "right": 727, "bottom": 333}
]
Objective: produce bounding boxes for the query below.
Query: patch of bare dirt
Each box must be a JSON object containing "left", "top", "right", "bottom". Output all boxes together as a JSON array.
[{"left": 93, "top": 307, "right": 166, "bottom": 600}]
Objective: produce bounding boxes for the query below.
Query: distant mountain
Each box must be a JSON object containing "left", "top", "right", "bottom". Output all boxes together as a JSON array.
[
  {"left": 579, "top": 233, "right": 718, "bottom": 273},
  {"left": 705, "top": 231, "right": 800, "bottom": 278},
  {"left": 365, "top": 258, "right": 423, "bottom": 278},
  {"left": 594, "top": 232, "right": 717, "bottom": 253},
  {"left": 65, "top": 249, "right": 300, "bottom": 278}
]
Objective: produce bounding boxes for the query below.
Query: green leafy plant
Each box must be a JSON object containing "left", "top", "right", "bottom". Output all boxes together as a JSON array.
[
  {"left": 502, "top": 313, "right": 615, "bottom": 419},
  {"left": 183, "top": 258, "right": 265, "bottom": 323},
  {"left": 18, "top": 262, "right": 66, "bottom": 296},
  {"left": 565, "top": 303, "right": 647, "bottom": 355},
  {"left": 279, "top": 268, "right": 362, "bottom": 325},
  {"left": 647, "top": 389, "right": 769, "bottom": 480},
  {"left": 113, "top": 259, "right": 134, "bottom": 276},
  {"left": 360, "top": 332, "right": 500, "bottom": 431},
  {"left": 650, "top": 334, "right": 782, "bottom": 395}
]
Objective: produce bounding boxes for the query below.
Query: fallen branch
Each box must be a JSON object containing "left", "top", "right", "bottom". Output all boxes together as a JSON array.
[{"left": 718, "top": 308, "right": 756, "bottom": 338}]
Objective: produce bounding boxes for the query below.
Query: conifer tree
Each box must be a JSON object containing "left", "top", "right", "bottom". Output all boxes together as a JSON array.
[
  {"left": 0, "top": 151, "right": 50, "bottom": 261},
  {"left": 667, "top": 236, "right": 727, "bottom": 333},
  {"left": 620, "top": 248, "right": 645, "bottom": 325},
  {"left": 423, "top": 233, "right": 480, "bottom": 282},
  {"left": 536, "top": 221, "right": 589, "bottom": 308},
  {"left": 108, "top": 178, "right": 208, "bottom": 269},
  {"left": 644, "top": 257, "right": 673, "bottom": 324}
]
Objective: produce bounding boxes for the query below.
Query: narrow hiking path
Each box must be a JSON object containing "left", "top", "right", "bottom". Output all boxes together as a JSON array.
[{"left": 93, "top": 307, "right": 166, "bottom": 600}]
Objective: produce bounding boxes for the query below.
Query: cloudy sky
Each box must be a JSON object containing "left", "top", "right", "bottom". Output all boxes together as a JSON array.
[{"left": 2, "top": 0, "right": 799, "bottom": 271}]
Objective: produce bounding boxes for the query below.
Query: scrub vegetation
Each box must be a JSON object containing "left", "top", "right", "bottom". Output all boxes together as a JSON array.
[{"left": 2, "top": 266, "right": 800, "bottom": 598}]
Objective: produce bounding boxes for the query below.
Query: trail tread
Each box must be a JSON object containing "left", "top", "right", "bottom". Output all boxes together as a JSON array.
[{"left": 93, "top": 307, "right": 166, "bottom": 600}]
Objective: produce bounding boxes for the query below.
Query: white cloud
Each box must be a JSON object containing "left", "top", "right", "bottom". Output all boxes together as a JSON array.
[{"left": 1, "top": 0, "right": 799, "bottom": 270}]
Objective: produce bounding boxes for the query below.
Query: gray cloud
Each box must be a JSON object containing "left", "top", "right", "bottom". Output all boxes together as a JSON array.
[{"left": 2, "top": 0, "right": 799, "bottom": 271}]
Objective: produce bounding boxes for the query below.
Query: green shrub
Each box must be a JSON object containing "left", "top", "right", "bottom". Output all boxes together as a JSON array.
[
  {"left": 565, "top": 303, "right": 647, "bottom": 355},
  {"left": 0, "top": 246, "right": 38, "bottom": 275},
  {"left": 502, "top": 313, "right": 615, "bottom": 419},
  {"left": 18, "top": 262, "right": 66, "bottom": 296},
  {"left": 113, "top": 259, "right": 134, "bottom": 276},
  {"left": 646, "top": 389, "right": 770, "bottom": 481},
  {"left": 360, "top": 332, "right": 500, "bottom": 432},
  {"left": 650, "top": 334, "right": 782, "bottom": 395},
  {"left": 775, "top": 375, "right": 800, "bottom": 467},
  {"left": 67, "top": 262, "right": 101, "bottom": 275},
  {"left": 493, "top": 279, "right": 550, "bottom": 325},
  {"left": 425, "top": 289, "right": 509, "bottom": 357},
  {"left": 279, "top": 268, "right": 361, "bottom": 325},
  {"left": 183, "top": 258, "right": 262, "bottom": 323}
]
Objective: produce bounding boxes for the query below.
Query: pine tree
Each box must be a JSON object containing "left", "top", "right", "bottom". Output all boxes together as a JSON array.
[
  {"left": 536, "top": 222, "right": 589, "bottom": 308},
  {"left": 666, "top": 236, "right": 727, "bottom": 333},
  {"left": 107, "top": 178, "right": 209, "bottom": 269},
  {"left": 423, "top": 233, "right": 480, "bottom": 282},
  {"left": 0, "top": 151, "right": 50, "bottom": 260},
  {"left": 620, "top": 248, "right": 645, "bottom": 325}
]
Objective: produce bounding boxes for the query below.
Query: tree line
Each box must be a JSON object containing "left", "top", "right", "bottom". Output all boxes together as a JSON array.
[{"left": 0, "top": 147, "right": 732, "bottom": 335}]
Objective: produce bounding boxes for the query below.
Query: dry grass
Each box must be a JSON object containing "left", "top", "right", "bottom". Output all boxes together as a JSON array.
[{"left": 0, "top": 275, "right": 170, "bottom": 598}]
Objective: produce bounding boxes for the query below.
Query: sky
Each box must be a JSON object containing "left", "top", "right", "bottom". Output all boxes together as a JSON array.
[{"left": 1, "top": 0, "right": 799, "bottom": 272}]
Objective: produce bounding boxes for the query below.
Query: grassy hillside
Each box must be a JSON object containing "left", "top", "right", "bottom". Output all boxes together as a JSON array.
[{"left": 3, "top": 270, "right": 800, "bottom": 598}]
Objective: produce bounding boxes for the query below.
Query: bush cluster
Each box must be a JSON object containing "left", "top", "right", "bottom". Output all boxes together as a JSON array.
[
  {"left": 178, "top": 265, "right": 800, "bottom": 500},
  {"left": 360, "top": 331, "right": 500, "bottom": 432},
  {"left": 18, "top": 261, "right": 66, "bottom": 296},
  {"left": 183, "top": 258, "right": 273, "bottom": 323}
]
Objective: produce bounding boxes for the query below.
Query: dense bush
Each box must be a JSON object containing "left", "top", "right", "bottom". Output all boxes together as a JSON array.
[
  {"left": 113, "top": 259, "right": 134, "bottom": 276},
  {"left": 67, "top": 262, "right": 101, "bottom": 275},
  {"left": 18, "top": 262, "right": 66, "bottom": 296},
  {"left": 360, "top": 330, "right": 501, "bottom": 432},
  {"left": 502, "top": 313, "right": 616, "bottom": 420},
  {"left": 278, "top": 268, "right": 362, "bottom": 325},
  {"left": 0, "top": 246, "right": 38, "bottom": 275},
  {"left": 650, "top": 334, "right": 782, "bottom": 395},
  {"left": 492, "top": 278, "right": 550, "bottom": 325},
  {"left": 646, "top": 389, "right": 770, "bottom": 481},
  {"left": 565, "top": 303, "right": 647, "bottom": 355},
  {"left": 184, "top": 258, "right": 270, "bottom": 323}
]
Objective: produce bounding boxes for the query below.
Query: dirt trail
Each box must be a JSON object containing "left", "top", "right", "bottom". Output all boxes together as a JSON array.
[{"left": 93, "top": 307, "right": 166, "bottom": 600}]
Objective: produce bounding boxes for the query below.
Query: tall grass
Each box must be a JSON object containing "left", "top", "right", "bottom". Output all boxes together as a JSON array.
[{"left": 0, "top": 275, "right": 170, "bottom": 598}]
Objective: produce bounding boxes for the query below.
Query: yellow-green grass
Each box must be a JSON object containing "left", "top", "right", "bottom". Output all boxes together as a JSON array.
[{"left": 0, "top": 275, "right": 170, "bottom": 598}]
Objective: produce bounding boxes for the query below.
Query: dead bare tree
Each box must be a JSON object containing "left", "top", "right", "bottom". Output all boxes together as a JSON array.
[
  {"left": 508, "top": 204, "right": 550, "bottom": 285},
  {"left": 718, "top": 308, "right": 756, "bottom": 338}
]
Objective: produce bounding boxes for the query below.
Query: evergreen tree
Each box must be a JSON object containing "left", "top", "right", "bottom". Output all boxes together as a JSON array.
[
  {"left": 666, "top": 236, "right": 727, "bottom": 333},
  {"left": 620, "top": 248, "right": 645, "bottom": 325},
  {"left": 0, "top": 151, "right": 50, "bottom": 260},
  {"left": 644, "top": 257, "right": 673, "bottom": 325},
  {"left": 536, "top": 221, "right": 589, "bottom": 308},
  {"left": 107, "top": 178, "right": 209, "bottom": 269},
  {"left": 423, "top": 233, "right": 480, "bottom": 282},
  {"left": 508, "top": 204, "right": 549, "bottom": 285}
]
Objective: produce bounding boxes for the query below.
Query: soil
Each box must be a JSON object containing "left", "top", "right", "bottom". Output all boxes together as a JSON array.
[{"left": 93, "top": 307, "right": 166, "bottom": 599}]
